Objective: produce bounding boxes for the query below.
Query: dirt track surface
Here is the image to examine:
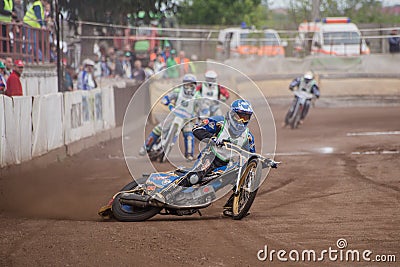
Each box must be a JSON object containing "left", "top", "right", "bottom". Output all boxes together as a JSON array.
[{"left": 1, "top": 101, "right": 399, "bottom": 266}]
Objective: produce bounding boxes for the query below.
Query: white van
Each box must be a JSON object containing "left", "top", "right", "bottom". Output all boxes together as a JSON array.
[
  {"left": 217, "top": 27, "right": 286, "bottom": 57},
  {"left": 310, "top": 17, "right": 370, "bottom": 56}
]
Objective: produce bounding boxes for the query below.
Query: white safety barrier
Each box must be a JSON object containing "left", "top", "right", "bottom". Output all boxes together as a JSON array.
[
  {"left": 1, "top": 87, "right": 116, "bottom": 168},
  {"left": 0, "top": 95, "right": 6, "bottom": 167},
  {"left": 64, "top": 88, "right": 116, "bottom": 145},
  {"left": 1, "top": 96, "right": 33, "bottom": 166},
  {"left": 101, "top": 86, "right": 116, "bottom": 130},
  {"left": 32, "top": 93, "right": 64, "bottom": 157}
]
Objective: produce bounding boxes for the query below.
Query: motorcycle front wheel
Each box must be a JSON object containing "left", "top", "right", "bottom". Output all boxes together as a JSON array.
[
  {"left": 232, "top": 159, "right": 259, "bottom": 220},
  {"left": 160, "top": 124, "right": 178, "bottom": 163},
  {"left": 112, "top": 181, "right": 162, "bottom": 222},
  {"left": 291, "top": 103, "right": 303, "bottom": 129}
]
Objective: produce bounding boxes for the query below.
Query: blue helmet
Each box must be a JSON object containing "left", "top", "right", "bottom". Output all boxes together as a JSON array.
[{"left": 227, "top": 99, "right": 253, "bottom": 137}]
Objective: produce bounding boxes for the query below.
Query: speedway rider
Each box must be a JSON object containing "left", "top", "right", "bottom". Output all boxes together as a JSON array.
[
  {"left": 196, "top": 70, "right": 230, "bottom": 117},
  {"left": 183, "top": 99, "right": 276, "bottom": 215},
  {"left": 139, "top": 74, "right": 200, "bottom": 161},
  {"left": 286, "top": 71, "right": 320, "bottom": 125}
]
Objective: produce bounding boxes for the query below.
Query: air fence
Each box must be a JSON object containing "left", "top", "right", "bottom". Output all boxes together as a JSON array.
[{"left": 0, "top": 87, "right": 115, "bottom": 168}]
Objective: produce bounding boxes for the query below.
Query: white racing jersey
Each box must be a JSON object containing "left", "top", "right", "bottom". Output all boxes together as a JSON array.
[{"left": 212, "top": 119, "right": 249, "bottom": 162}]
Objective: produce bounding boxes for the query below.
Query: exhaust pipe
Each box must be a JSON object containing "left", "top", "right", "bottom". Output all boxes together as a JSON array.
[{"left": 119, "top": 193, "right": 150, "bottom": 208}]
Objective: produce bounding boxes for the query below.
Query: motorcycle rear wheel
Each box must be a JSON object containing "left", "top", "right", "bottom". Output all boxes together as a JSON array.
[
  {"left": 232, "top": 159, "right": 259, "bottom": 220},
  {"left": 112, "top": 181, "right": 162, "bottom": 222}
]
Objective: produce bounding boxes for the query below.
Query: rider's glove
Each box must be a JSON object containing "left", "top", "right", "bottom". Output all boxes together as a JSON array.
[
  {"left": 168, "top": 103, "right": 175, "bottom": 111},
  {"left": 289, "top": 86, "right": 294, "bottom": 91},
  {"left": 161, "top": 96, "right": 170, "bottom": 105},
  {"left": 210, "top": 137, "right": 228, "bottom": 147}
]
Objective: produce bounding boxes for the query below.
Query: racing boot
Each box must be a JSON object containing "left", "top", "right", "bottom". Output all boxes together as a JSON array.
[
  {"left": 184, "top": 132, "right": 194, "bottom": 161},
  {"left": 139, "top": 131, "right": 160, "bottom": 156},
  {"left": 222, "top": 193, "right": 234, "bottom": 217}
]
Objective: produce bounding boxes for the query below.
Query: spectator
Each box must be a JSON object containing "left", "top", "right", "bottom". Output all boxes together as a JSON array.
[
  {"left": 388, "top": 29, "right": 400, "bottom": 53},
  {"left": 122, "top": 52, "right": 133, "bottom": 78},
  {"left": 0, "top": 61, "right": 7, "bottom": 94},
  {"left": 5, "top": 60, "right": 24, "bottom": 96},
  {"left": 106, "top": 46, "right": 116, "bottom": 75},
  {"left": 144, "top": 60, "right": 155, "bottom": 80},
  {"left": 166, "top": 49, "right": 178, "bottom": 79},
  {"left": 100, "top": 55, "right": 111, "bottom": 77},
  {"left": 175, "top": 50, "right": 191, "bottom": 75},
  {"left": 23, "top": 0, "right": 47, "bottom": 29},
  {"left": 0, "top": 0, "right": 15, "bottom": 52},
  {"left": 93, "top": 55, "right": 102, "bottom": 78},
  {"left": 11, "top": 0, "right": 24, "bottom": 53},
  {"left": 114, "top": 51, "right": 125, "bottom": 78},
  {"left": 154, "top": 53, "right": 166, "bottom": 74},
  {"left": 77, "top": 59, "right": 97, "bottom": 90},
  {"left": 13, "top": 0, "right": 25, "bottom": 22},
  {"left": 161, "top": 42, "right": 171, "bottom": 62},
  {"left": 63, "top": 65, "right": 75, "bottom": 92},
  {"left": 4, "top": 56, "right": 12, "bottom": 78},
  {"left": 132, "top": 60, "right": 145, "bottom": 83},
  {"left": 123, "top": 44, "right": 136, "bottom": 66},
  {"left": 44, "top": 2, "right": 54, "bottom": 43},
  {"left": 23, "top": 0, "right": 48, "bottom": 61},
  {"left": 49, "top": 43, "right": 57, "bottom": 62},
  {"left": 44, "top": 2, "right": 51, "bottom": 20}
]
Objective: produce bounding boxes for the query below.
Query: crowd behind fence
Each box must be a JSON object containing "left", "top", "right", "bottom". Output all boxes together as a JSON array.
[
  {"left": 1, "top": 22, "right": 51, "bottom": 63},
  {"left": 2, "top": 19, "right": 399, "bottom": 66}
]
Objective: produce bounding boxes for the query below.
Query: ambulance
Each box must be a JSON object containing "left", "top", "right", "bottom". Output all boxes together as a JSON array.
[
  {"left": 217, "top": 27, "right": 286, "bottom": 57},
  {"left": 310, "top": 17, "right": 370, "bottom": 56}
]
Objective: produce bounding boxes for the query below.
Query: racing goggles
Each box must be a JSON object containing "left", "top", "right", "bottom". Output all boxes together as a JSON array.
[
  {"left": 231, "top": 111, "right": 251, "bottom": 123},
  {"left": 183, "top": 83, "right": 196, "bottom": 90}
]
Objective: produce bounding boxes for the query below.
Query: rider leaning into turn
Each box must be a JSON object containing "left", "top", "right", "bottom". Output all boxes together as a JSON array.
[
  {"left": 182, "top": 99, "right": 256, "bottom": 215},
  {"left": 287, "top": 71, "right": 320, "bottom": 125},
  {"left": 196, "top": 70, "right": 230, "bottom": 116},
  {"left": 139, "top": 74, "right": 200, "bottom": 161}
]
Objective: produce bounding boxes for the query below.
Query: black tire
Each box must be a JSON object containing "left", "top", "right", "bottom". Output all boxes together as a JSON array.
[
  {"left": 291, "top": 104, "right": 302, "bottom": 129},
  {"left": 232, "top": 159, "right": 259, "bottom": 220},
  {"left": 285, "top": 98, "right": 298, "bottom": 126},
  {"left": 161, "top": 124, "right": 178, "bottom": 163},
  {"left": 284, "top": 108, "right": 292, "bottom": 125},
  {"left": 112, "top": 181, "right": 161, "bottom": 222}
]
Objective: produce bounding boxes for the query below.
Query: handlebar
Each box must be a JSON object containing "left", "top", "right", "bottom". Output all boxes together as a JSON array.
[{"left": 222, "top": 142, "right": 280, "bottom": 169}]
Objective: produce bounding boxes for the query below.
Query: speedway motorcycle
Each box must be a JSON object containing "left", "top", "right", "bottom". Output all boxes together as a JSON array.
[
  {"left": 197, "top": 98, "right": 212, "bottom": 119},
  {"left": 148, "top": 105, "right": 194, "bottom": 163},
  {"left": 284, "top": 89, "right": 314, "bottom": 129},
  {"left": 99, "top": 142, "right": 279, "bottom": 221}
]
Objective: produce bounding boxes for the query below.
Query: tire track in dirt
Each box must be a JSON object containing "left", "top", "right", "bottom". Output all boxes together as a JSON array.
[{"left": 339, "top": 154, "right": 400, "bottom": 194}]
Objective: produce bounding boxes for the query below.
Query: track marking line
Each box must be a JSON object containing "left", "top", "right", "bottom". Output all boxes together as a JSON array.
[
  {"left": 351, "top": 150, "right": 400, "bottom": 155},
  {"left": 347, "top": 131, "right": 400, "bottom": 136}
]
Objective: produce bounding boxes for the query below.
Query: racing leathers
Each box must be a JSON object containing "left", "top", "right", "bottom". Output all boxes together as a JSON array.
[
  {"left": 143, "top": 87, "right": 201, "bottom": 159},
  {"left": 196, "top": 83, "right": 230, "bottom": 117},
  {"left": 289, "top": 76, "right": 320, "bottom": 120},
  {"left": 182, "top": 115, "right": 255, "bottom": 186}
]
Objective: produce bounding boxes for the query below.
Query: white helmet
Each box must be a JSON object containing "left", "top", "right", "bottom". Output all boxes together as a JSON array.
[
  {"left": 205, "top": 70, "right": 217, "bottom": 87},
  {"left": 304, "top": 71, "right": 314, "bottom": 83},
  {"left": 83, "top": 58, "right": 95, "bottom": 67}
]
